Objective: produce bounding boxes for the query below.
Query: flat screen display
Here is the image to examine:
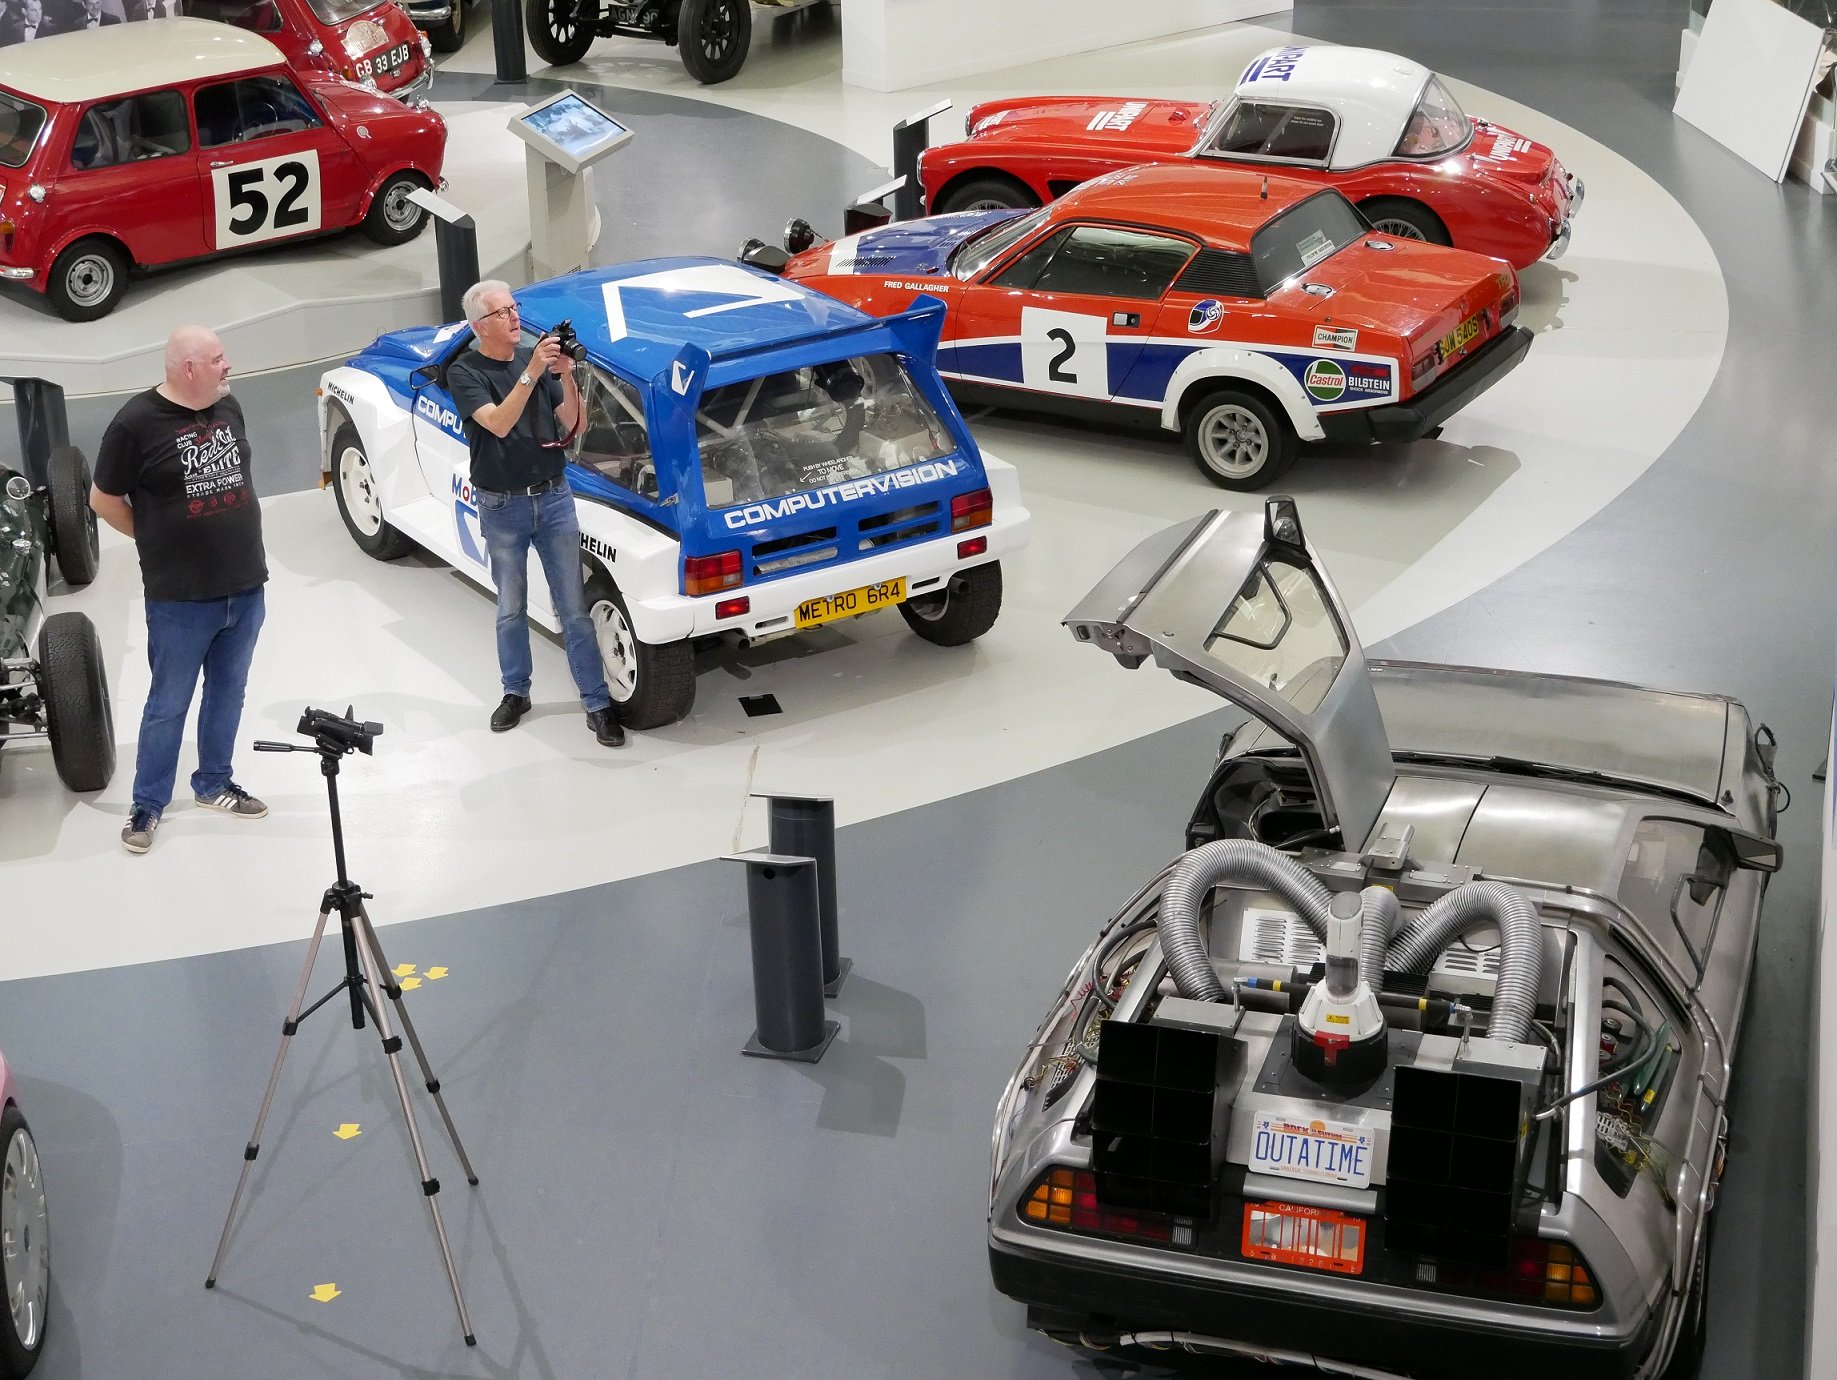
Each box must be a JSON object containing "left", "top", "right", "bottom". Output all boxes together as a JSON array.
[{"left": 511, "top": 91, "right": 633, "bottom": 172}]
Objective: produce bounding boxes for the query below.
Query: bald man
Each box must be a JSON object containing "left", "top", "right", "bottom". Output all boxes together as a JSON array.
[{"left": 92, "top": 326, "right": 269, "bottom": 855}]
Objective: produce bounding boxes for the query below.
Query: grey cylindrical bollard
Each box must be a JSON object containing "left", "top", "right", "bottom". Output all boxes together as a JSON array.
[
  {"left": 761, "top": 792, "right": 848, "bottom": 995},
  {"left": 489, "top": 0, "right": 527, "bottom": 83},
  {"left": 433, "top": 216, "right": 480, "bottom": 327},
  {"left": 725, "top": 851, "right": 838, "bottom": 1063}
]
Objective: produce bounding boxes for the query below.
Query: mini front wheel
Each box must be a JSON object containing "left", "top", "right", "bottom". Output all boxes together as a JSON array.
[
  {"left": 47, "top": 237, "right": 127, "bottom": 322},
  {"left": 361, "top": 172, "right": 431, "bottom": 247}
]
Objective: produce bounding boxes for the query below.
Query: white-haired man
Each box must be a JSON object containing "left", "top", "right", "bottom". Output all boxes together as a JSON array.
[
  {"left": 448, "top": 279, "right": 622, "bottom": 747},
  {"left": 91, "top": 326, "right": 269, "bottom": 854}
]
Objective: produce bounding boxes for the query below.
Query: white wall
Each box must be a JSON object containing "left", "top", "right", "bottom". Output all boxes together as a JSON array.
[{"left": 840, "top": 0, "right": 1293, "bottom": 92}]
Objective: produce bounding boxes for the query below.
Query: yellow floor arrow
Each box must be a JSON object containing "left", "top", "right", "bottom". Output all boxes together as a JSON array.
[
  {"left": 400, "top": 976, "right": 422, "bottom": 991},
  {"left": 310, "top": 1283, "right": 340, "bottom": 1303},
  {"left": 333, "top": 1123, "right": 361, "bottom": 1141},
  {"left": 425, "top": 967, "right": 449, "bottom": 981},
  {"left": 392, "top": 963, "right": 417, "bottom": 978}
]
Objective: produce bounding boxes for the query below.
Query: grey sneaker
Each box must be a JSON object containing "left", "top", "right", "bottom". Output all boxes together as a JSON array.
[
  {"left": 121, "top": 808, "right": 159, "bottom": 854},
  {"left": 195, "top": 783, "right": 269, "bottom": 818}
]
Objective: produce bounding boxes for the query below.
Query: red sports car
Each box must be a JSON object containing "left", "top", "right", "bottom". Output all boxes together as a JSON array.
[
  {"left": 919, "top": 43, "right": 1582, "bottom": 272},
  {"left": 750, "top": 164, "right": 1530, "bottom": 490},
  {"left": 0, "top": 19, "right": 446, "bottom": 319}
]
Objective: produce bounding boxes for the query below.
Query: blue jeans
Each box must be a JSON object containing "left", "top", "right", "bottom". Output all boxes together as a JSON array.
[
  {"left": 133, "top": 586, "right": 266, "bottom": 817},
  {"left": 476, "top": 484, "right": 611, "bottom": 712}
]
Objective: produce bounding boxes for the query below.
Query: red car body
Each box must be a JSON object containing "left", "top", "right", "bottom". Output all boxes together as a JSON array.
[
  {"left": 0, "top": 20, "right": 446, "bottom": 318},
  {"left": 765, "top": 164, "right": 1531, "bottom": 489},
  {"left": 185, "top": 0, "right": 435, "bottom": 103},
  {"left": 918, "top": 43, "right": 1581, "bottom": 272}
]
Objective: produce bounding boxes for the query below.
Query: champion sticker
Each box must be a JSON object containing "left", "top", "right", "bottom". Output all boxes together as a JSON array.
[
  {"left": 1189, "top": 299, "right": 1225, "bottom": 334},
  {"left": 1304, "top": 359, "right": 1347, "bottom": 402},
  {"left": 1313, "top": 326, "right": 1357, "bottom": 351}
]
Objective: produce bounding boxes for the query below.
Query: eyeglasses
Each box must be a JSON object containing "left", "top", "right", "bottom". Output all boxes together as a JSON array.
[{"left": 476, "top": 304, "right": 519, "bottom": 325}]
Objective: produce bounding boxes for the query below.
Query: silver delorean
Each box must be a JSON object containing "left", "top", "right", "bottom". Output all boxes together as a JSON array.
[{"left": 989, "top": 501, "right": 1784, "bottom": 1379}]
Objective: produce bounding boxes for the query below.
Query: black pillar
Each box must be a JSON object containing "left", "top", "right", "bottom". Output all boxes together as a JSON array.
[
  {"left": 889, "top": 99, "right": 952, "bottom": 222},
  {"left": 760, "top": 792, "right": 848, "bottom": 995},
  {"left": 726, "top": 851, "right": 838, "bottom": 1063},
  {"left": 490, "top": 0, "right": 527, "bottom": 84},
  {"left": 10, "top": 378, "right": 69, "bottom": 491}
]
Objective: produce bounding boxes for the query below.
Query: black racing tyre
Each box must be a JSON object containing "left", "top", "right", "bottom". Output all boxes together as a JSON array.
[
  {"left": 427, "top": 0, "right": 465, "bottom": 52},
  {"left": 1661, "top": 1209, "right": 1716, "bottom": 1378},
  {"left": 1358, "top": 196, "right": 1451, "bottom": 246},
  {"left": 36, "top": 611, "right": 114, "bottom": 793},
  {"left": 330, "top": 422, "right": 415, "bottom": 560},
  {"left": 360, "top": 171, "right": 431, "bottom": 246},
  {"left": 47, "top": 237, "right": 127, "bottom": 322},
  {"left": 936, "top": 175, "right": 1038, "bottom": 215},
  {"left": 526, "top": 0, "right": 594, "bottom": 66},
  {"left": 585, "top": 570, "right": 694, "bottom": 729},
  {"left": 1181, "top": 386, "right": 1296, "bottom": 491},
  {"left": 678, "top": 0, "right": 750, "bottom": 84},
  {"left": 0, "top": 1104, "right": 48, "bottom": 1380},
  {"left": 898, "top": 561, "right": 1002, "bottom": 646},
  {"left": 47, "top": 445, "right": 99, "bottom": 587}
]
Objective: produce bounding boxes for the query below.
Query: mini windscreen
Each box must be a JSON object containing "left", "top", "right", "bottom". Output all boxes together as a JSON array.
[
  {"left": 1090, "top": 1021, "right": 1238, "bottom": 1219},
  {"left": 1383, "top": 1065, "right": 1523, "bottom": 1267}
]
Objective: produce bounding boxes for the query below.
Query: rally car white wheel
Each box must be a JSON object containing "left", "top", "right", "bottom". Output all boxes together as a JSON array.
[
  {"left": 1182, "top": 389, "right": 1296, "bottom": 491},
  {"left": 0, "top": 1105, "right": 49, "bottom": 1379},
  {"left": 331, "top": 423, "right": 414, "bottom": 560},
  {"left": 585, "top": 572, "right": 695, "bottom": 730}
]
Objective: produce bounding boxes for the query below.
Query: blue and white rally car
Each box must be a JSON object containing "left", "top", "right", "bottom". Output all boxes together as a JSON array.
[{"left": 318, "top": 259, "right": 1030, "bottom": 728}]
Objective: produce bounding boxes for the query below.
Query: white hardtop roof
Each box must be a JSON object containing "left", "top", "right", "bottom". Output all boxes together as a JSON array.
[
  {"left": 1232, "top": 43, "right": 1435, "bottom": 169},
  {"left": 0, "top": 19, "right": 284, "bottom": 104}
]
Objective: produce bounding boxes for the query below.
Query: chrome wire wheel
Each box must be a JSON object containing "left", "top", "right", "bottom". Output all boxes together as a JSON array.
[
  {"left": 1, "top": 1121, "right": 48, "bottom": 1358},
  {"left": 336, "top": 444, "right": 383, "bottom": 537},
  {"left": 1367, "top": 215, "right": 1427, "bottom": 240},
  {"left": 590, "top": 593, "right": 639, "bottom": 702},
  {"left": 1194, "top": 402, "right": 1270, "bottom": 481}
]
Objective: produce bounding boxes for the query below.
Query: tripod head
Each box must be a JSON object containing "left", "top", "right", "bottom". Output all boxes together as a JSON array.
[{"left": 255, "top": 705, "right": 384, "bottom": 763}]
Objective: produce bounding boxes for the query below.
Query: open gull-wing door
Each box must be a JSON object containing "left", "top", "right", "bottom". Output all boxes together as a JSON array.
[{"left": 1064, "top": 499, "right": 1396, "bottom": 848}]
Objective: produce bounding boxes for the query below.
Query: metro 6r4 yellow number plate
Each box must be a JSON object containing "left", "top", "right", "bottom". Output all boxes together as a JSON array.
[
  {"left": 1438, "top": 312, "right": 1484, "bottom": 360},
  {"left": 795, "top": 577, "right": 907, "bottom": 629}
]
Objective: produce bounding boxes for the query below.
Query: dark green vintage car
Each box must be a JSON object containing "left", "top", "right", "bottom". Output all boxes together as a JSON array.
[{"left": 1, "top": 444, "right": 114, "bottom": 793}]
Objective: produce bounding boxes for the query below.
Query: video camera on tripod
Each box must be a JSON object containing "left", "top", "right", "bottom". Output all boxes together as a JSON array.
[{"left": 255, "top": 705, "right": 383, "bottom": 758}]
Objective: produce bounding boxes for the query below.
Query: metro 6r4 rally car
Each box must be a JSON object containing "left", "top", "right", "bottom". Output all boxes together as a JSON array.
[
  {"left": 755, "top": 164, "right": 1530, "bottom": 490},
  {"left": 318, "top": 258, "right": 1029, "bottom": 729}
]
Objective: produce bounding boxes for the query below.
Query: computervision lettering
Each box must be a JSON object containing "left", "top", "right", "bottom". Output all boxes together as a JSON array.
[{"left": 721, "top": 459, "right": 964, "bottom": 529}]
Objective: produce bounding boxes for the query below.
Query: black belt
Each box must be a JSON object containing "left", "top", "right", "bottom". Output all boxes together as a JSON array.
[{"left": 480, "top": 474, "right": 567, "bottom": 498}]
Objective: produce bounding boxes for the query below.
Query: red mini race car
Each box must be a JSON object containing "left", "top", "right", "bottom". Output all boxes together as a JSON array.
[
  {"left": 919, "top": 42, "right": 1582, "bottom": 272},
  {"left": 749, "top": 164, "right": 1530, "bottom": 489},
  {"left": 0, "top": 19, "right": 446, "bottom": 320},
  {"left": 184, "top": 0, "right": 436, "bottom": 104}
]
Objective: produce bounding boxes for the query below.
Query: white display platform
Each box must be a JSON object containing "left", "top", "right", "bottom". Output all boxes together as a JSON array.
[{"left": 0, "top": 104, "right": 532, "bottom": 396}]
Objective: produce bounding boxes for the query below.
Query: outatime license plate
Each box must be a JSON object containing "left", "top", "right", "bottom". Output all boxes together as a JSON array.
[{"left": 795, "top": 577, "right": 906, "bottom": 628}]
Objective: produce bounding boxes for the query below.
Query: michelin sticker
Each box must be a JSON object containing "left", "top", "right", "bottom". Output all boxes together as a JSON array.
[
  {"left": 723, "top": 459, "right": 964, "bottom": 529},
  {"left": 1312, "top": 326, "right": 1357, "bottom": 351},
  {"left": 1189, "top": 299, "right": 1225, "bottom": 335},
  {"left": 1304, "top": 359, "right": 1347, "bottom": 402}
]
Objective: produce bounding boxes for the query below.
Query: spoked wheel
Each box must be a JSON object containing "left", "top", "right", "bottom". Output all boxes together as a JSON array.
[
  {"left": 526, "top": 0, "right": 595, "bottom": 66},
  {"left": 678, "top": 0, "right": 750, "bottom": 84},
  {"left": 1358, "top": 197, "right": 1451, "bottom": 246},
  {"left": 585, "top": 571, "right": 694, "bottom": 729},
  {"left": 937, "top": 176, "right": 1039, "bottom": 215},
  {"left": 1181, "top": 388, "right": 1296, "bottom": 491},
  {"left": 0, "top": 1106, "right": 50, "bottom": 1380}
]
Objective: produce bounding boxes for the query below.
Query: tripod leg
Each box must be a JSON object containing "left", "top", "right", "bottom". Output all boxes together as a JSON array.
[
  {"left": 351, "top": 909, "right": 478, "bottom": 1346},
  {"left": 207, "top": 903, "right": 336, "bottom": 1288},
  {"left": 355, "top": 903, "right": 480, "bottom": 1186}
]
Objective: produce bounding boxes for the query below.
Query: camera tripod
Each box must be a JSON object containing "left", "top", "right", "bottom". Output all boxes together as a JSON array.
[{"left": 205, "top": 708, "right": 480, "bottom": 1345}]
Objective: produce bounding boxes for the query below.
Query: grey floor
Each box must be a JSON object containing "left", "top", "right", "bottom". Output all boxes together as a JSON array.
[{"left": 1, "top": 2, "right": 1831, "bottom": 1376}]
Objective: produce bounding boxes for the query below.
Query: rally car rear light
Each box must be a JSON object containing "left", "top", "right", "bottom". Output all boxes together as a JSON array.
[
  {"left": 1412, "top": 1238, "right": 1600, "bottom": 1310},
  {"left": 958, "top": 536, "right": 987, "bottom": 559},
  {"left": 1021, "top": 1168, "right": 1184, "bottom": 1245},
  {"left": 715, "top": 596, "right": 750, "bottom": 619},
  {"left": 951, "top": 487, "right": 993, "bottom": 533},
  {"left": 684, "top": 550, "right": 743, "bottom": 596}
]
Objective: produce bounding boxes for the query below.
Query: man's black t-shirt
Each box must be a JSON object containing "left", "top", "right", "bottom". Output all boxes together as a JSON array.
[
  {"left": 447, "top": 347, "right": 566, "bottom": 494},
  {"left": 93, "top": 390, "right": 267, "bottom": 603}
]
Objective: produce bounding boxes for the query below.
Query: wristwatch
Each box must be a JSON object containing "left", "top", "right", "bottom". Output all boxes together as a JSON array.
[{"left": 518, "top": 371, "right": 534, "bottom": 388}]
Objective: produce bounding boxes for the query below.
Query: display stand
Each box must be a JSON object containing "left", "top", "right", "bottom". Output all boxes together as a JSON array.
[
  {"left": 508, "top": 90, "right": 634, "bottom": 281},
  {"left": 406, "top": 187, "right": 481, "bottom": 324}
]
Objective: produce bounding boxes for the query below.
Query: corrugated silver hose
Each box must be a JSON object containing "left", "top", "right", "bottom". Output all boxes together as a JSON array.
[
  {"left": 1383, "top": 880, "right": 1540, "bottom": 1042},
  {"left": 1159, "top": 841, "right": 1333, "bottom": 1001},
  {"left": 1358, "top": 885, "right": 1400, "bottom": 993}
]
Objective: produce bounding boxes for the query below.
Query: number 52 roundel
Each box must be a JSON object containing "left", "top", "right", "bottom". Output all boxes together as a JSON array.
[{"left": 212, "top": 151, "right": 323, "bottom": 248}]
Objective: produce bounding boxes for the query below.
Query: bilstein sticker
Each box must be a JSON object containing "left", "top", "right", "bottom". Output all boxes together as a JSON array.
[
  {"left": 1312, "top": 325, "right": 1356, "bottom": 351},
  {"left": 1304, "top": 359, "right": 1347, "bottom": 402}
]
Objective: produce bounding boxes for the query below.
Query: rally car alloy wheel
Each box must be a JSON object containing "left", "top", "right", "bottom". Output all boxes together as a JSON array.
[
  {"left": 362, "top": 173, "right": 433, "bottom": 247},
  {"left": 1358, "top": 197, "right": 1451, "bottom": 246},
  {"left": 36, "top": 612, "right": 115, "bottom": 793},
  {"left": 46, "top": 446, "right": 99, "bottom": 588},
  {"left": 1181, "top": 388, "right": 1296, "bottom": 491},
  {"left": 585, "top": 570, "right": 694, "bottom": 729},
  {"left": 47, "top": 237, "right": 127, "bottom": 323},
  {"left": 0, "top": 1105, "right": 49, "bottom": 1380},
  {"left": 679, "top": 0, "right": 751, "bottom": 84},
  {"left": 330, "top": 423, "right": 415, "bottom": 560},
  {"left": 897, "top": 562, "right": 1003, "bottom": 646},
  {"left": 525, "top": 0, "right": 594, "bottom": 66},
  {"left": 937, "top": 175, "right": 1039, "bottom": 215}
]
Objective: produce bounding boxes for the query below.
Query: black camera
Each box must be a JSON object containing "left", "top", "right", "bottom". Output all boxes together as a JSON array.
[
  {"left": 551, "top": 319, "right": 587, "bottom": 365},
  {"left": 298, "top": 705, "right": 382, "bottom": 756}
]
